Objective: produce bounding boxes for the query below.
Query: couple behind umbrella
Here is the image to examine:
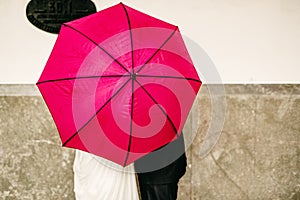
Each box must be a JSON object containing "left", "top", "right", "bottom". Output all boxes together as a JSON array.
[
  {"left": 73, "top": 133, "right": 186, "bottom": 200},
  {"left": 37, "top": 3, "right": 201, "bottom": 200}
]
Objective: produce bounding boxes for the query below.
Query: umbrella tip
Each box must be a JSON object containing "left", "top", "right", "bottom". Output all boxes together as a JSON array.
[{"left": 120, "top": 2, "right": 127, "bottom": 7}]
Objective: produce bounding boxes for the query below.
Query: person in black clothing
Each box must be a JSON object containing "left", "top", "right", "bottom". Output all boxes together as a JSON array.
[{"left": 134, "top": 133, "right": 187, "bottom": 200}]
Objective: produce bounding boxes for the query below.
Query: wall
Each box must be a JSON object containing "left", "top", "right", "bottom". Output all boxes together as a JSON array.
[
  {"left": 0, "top": 0, "right": 300, "bottom": 83},
  {"left": 0, "top": 84, "right": 299, "bottom": 199}
]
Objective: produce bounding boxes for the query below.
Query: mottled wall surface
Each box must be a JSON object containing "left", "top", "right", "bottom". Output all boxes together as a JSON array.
[
  {"left": 0, "top": 96, "right": 75, "bottom": 199},
  {"left": 0, "top": 84, "right": 299, "bottom": 200},
  {"left": 178, "top": 85, "right": 300, "bottom": 200}
]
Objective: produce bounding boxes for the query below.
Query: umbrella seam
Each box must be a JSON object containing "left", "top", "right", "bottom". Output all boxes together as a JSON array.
[
  {"left": 36, "top": 75, "right": 131, "bottom": 85},
  {"left": 62, "top": 77, "right": 132, "bottom": 146},
  {"left": 135, "top": 79, "right": 179, "bottom": 138},
  {"left": 135, "top": 74, "right": 202, "bottom": 83},
  {"left": 124, "top": 78, "right": 135, "bottom": 166},
  {"left": 136, "top": 26, "right": 179, "bottom": 74},
  {"left": 62, "top": 23, "right": 131, "bottom": 74},
  {"left": 121, "top": 3, "right": 135, "bottom": 74},
  {"left": 121, "top": 3, "right": 135, "bottom": 167}
]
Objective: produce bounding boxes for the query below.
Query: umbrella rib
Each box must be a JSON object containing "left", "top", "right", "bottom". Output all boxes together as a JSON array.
[
  {"left": 121, "top": 3, "right": 135, "bottom": 73},
  {"left": 136, "top": 27, "right": 178, "bottom": 74},
  {"left": 121, "top": 4, "right": 134, "bottom": 166},
  {"left": 36, "top": 75, "right": 131, "bottom": 85},
  {"left": 62, "top": 77, "right": 132, "bottom": 147},
  {"left": 124, "top": 78, "right": 135, "bottom": 166},
  {"left": 136, "top": 74, "right": 202, "bottom": 83},
  {"left": 135, "top": 80, "right": 179, "bottom": 138},
  {"left": 62, "top": 24, "right": 130, "bottom": 74}
]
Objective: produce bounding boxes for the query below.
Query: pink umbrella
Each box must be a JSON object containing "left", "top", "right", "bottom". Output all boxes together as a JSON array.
[{"left": 37, "top": 3, "right": 201, "bottom": 166}]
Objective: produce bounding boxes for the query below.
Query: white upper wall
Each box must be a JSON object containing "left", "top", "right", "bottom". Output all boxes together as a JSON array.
[{"left": 0, "top": 0, "right": 299, "bottom": 83}]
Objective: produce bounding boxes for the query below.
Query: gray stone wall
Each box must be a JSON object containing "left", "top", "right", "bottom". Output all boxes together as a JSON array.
[{"left": 0, "top": 84, "right": 299, "bottom": 200}]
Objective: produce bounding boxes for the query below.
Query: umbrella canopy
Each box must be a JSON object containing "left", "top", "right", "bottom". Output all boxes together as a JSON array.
[{"left": 37, "top": 3, "right": 202, "bottom": 166}]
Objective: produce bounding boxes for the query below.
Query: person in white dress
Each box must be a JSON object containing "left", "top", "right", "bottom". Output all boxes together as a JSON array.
[{"left": 73, "top": 150, "right": 140, "bottom": 200}]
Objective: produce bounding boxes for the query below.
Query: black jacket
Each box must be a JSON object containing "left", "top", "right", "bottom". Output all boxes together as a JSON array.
[{"left": 134, "top": 133, "right": 187, "bottom": 184}]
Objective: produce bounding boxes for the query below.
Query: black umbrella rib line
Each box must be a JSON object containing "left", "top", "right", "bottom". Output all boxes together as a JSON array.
[
  {"left": 122, "top": 3, "right": 135, "bottom": 166},
  {"left": 62, "top": 77, "right": 132, "bottom": 147},
  {"left": 136, "top": 26, "right": 178, "bottom": 74},
  {"left": 135, "top": 80, "right": 179, "bottom": 138},
  {"left": 62, "top": 24, "right": 130, "bottom": 74},
  {"left": 121, "top": 3, "right": 135, "bottom": 74},
  {"left": 123, "top": 78, "right": 135, "bottom": 167},
  {"left": 136, "top": 74, "right": 202, "bottom": 83},
  {"left": 36, "top": 75, "right": 131, "bottom": 85}
]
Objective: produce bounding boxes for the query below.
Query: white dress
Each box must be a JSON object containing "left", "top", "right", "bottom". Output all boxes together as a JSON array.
[{"left": 73, "top": 150, "right": 140, "bottom": 200}]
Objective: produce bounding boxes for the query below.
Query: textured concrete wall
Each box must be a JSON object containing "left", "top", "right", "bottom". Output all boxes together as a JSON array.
[{"left": 0, "top": 84, "right": 299, "bottom": 200}]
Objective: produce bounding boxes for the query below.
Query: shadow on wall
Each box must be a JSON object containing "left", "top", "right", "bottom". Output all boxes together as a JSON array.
[{"left": 0, "top": 84, "right": 299, "bottom": 199}]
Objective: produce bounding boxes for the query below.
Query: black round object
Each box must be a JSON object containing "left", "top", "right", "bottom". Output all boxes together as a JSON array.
[{"left": 26, "top": 0, "right": 97, "bottom": 34}]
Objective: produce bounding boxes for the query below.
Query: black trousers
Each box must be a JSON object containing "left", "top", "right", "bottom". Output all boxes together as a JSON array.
[
  {"left": 135, "top": 134, "right": 186, "bottom": 200},
  {"left": 139, "top": 183, "right": 178, "bottom": 200}
]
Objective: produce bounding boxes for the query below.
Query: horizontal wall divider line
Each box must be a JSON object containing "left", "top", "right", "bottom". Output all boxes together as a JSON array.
[{"left": 0, "top": 84, "right": 299, "bottom": 96}]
